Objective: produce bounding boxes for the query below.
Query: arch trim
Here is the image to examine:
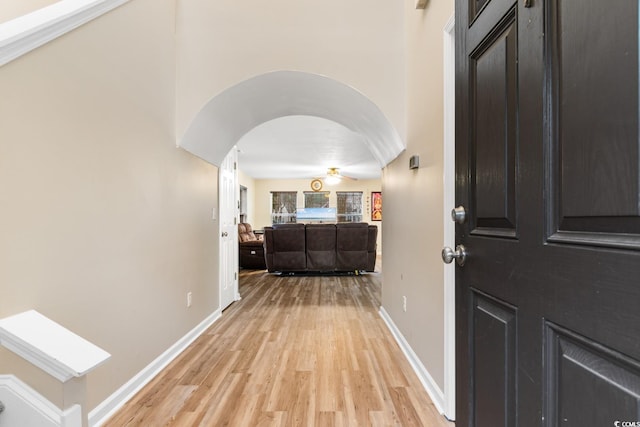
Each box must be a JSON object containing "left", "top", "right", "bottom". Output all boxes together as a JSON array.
[{"left": 179, "top": 71, "right": 405, "bottom": 168}]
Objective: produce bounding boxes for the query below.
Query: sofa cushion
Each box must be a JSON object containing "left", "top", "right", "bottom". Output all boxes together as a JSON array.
[
  {"left": 306, "top": 224, "right": 336, "bottom": 271},
  {"left": 268, "top": 224, "right": 306, "bottom": 271},
  {"left": 336, "top": 223, "right": 369, "bottom": 270}
]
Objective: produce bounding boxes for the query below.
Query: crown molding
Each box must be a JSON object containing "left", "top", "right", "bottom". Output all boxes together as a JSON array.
[{"left": 0, "top": 0, "right": 130, "bottom": 67}]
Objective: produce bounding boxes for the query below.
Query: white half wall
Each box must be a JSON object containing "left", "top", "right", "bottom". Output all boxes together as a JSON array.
[{"left": 0, "top": 375, "right": 81, "bottom": 427}]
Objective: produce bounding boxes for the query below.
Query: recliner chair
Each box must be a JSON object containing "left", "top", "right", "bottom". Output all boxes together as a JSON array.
[{"left": 238, "top": 223, "right": 266, "bottom": 269}]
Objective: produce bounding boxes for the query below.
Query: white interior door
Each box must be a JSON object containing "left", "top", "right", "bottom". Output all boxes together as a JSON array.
[{"left": 219, "top": 147, "right": 239, "bottom": 311}]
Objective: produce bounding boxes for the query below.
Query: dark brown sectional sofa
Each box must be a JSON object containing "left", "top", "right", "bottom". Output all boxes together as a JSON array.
[{"left": 263, "top": 223, "right": 377, "bottom": 273}]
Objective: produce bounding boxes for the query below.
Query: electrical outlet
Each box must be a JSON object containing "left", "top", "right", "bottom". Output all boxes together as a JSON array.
[
  {"left": 187, "top": 292, "right": 192, "bottom": 308},
  {"left": 403, "top": 296, "right": 407, "bottom": 312}
]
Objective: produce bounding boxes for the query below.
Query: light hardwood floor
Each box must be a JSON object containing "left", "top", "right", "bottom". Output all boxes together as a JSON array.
[{"left": 104, "top": 268, "right": 453, "bottom": 426}]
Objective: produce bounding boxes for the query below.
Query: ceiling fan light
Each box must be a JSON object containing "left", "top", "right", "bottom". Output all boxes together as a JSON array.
[{"left": 324, "top": 175, "right": 341, "bottom": 185}]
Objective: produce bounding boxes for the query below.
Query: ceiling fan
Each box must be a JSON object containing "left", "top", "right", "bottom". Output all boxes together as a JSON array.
[
  {"left": 324, "top": 167, "right": 357, "bottom": 184},
  {"left": 310, "top": 167, "right": 357, "bottom": 191}
]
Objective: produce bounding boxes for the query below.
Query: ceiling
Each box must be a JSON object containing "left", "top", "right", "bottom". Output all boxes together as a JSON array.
[{"left": 236, "top": 115, "right": 381, "bottom": 180}]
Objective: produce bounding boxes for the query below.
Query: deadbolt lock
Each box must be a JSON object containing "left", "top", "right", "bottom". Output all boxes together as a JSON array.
[{"left": 451, "top": 206, "right": 467, "bottom": 224}]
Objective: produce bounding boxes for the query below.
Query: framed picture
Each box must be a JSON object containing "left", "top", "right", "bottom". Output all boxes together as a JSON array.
[{"left": 371, "top": 192, "right": 382, "bottom": 221}]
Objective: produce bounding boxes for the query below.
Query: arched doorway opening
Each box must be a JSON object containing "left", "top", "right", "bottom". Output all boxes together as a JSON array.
[{"left": 179, "top": 70, "right": 404, "bottom": 310}]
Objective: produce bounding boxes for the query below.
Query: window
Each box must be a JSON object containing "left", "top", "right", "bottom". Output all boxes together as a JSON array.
[
  {"left": 336, "top": 191, "right": 363, "bottom": 223},
  {"left": 304, "top": 191, "right": 330, "bottom": 208},
  {"left": 271, "top": 191, "right": 297, "bottom": 224}
]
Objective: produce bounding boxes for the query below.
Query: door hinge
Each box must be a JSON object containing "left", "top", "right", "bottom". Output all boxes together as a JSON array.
[
  {"left": 234, "top": 162, "right": 237, "bottom": 170},
  {"left": 234, "top": 217, "right": 237, "bottom": 224},
  {"left": 234, "top": 272, "right": 237, "bottom": 280}
]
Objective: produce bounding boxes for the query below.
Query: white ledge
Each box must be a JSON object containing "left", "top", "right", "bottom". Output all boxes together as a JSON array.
[
  {"left": 0, "top": 0, "right": 130, "bottom": 67},
  {"left": 0, "top": 310, "right": 110, "bottom": 383}
]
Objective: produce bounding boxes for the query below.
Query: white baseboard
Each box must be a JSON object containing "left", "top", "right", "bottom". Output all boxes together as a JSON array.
[
  {"left": 89, "top": 309, "right": 222, "bottom": 426},
  {"left": 378, "top": 307, "right": 446, "bottom": 414}
]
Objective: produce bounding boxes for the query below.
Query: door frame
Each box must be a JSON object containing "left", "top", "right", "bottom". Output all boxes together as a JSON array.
[{"left": 442, "top": 12, "right": 456, "bottom": 422}]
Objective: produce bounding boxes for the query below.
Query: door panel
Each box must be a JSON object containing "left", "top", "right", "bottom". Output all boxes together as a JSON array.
[
  {"left": 471, "top": 10, "right": 518, "bottom": 236},
  {"left": 455, "top": 0, "right": 640, "bottom": 426},
  {"left": 547, "top": 0, "right": 640, "bottom": 246},
  {"left": 544, "top": 322, "right": 640, "bottom": 427},
  {"left": 471, "top": 291, "right": 516, "bottom": 427}
]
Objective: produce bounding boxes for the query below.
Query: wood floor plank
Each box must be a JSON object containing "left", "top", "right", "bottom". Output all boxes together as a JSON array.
[{"left": 103, "top": 269, "right": 453, "bottom": 427}]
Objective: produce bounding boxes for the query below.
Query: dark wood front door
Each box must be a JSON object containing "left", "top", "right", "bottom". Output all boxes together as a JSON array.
[{"left": 455, "top": 1, "right": 640, "bottom": 426}]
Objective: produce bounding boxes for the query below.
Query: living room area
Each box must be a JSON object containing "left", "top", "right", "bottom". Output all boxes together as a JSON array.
[{"left": 237, "top": 171, "right": 383, "bottom": 275}]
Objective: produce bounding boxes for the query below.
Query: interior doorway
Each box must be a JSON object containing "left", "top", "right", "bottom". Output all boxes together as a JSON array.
[
  {"left": 239, "top": 185, "right": 248, "bottom": 224},
  {"left": 219, "top": 147, "right": 239, "bottom": 311}
]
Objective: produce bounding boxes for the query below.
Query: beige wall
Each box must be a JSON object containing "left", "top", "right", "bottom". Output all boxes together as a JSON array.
[
  {"left": 0, "top": 0, "right": 219, "bottom": 411},
  {"left": 248, "top": 177, "right": 382, "bottom": 251},
  {"left": 175, "top": 0, "right": 405, "bottom": 142},
  {"left": 0, "top": 0, "right": 59, "bottom": 23},
  {"left": 380, "top": 0, "right": 454, "bottom": 393}
]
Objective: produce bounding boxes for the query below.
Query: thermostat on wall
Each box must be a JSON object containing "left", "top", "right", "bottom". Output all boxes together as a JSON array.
[{"left": 409, "top": 155, "right": 420, "bottom": 169}]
